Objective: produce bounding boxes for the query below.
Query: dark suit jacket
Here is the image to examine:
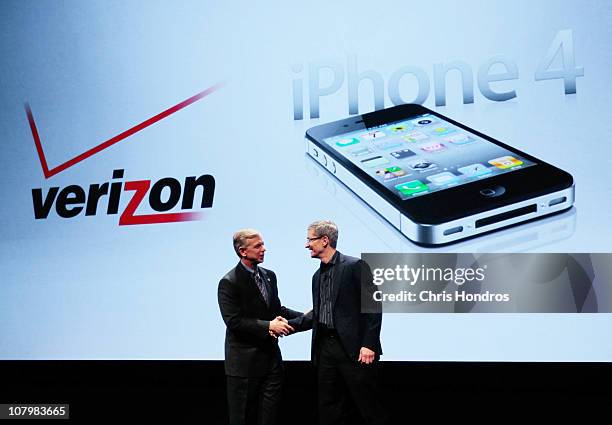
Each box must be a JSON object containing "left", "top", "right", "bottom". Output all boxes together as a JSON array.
[
  {"left": 218, "top": 262, "right": 302, "bottom": 377},
  {"left": 289, "top": 252, "right": 382, "bottom": 364}
]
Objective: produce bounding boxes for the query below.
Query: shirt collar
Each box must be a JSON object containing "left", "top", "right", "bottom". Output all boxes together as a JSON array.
[
  {"left": 329, "top": 251, "right": 339, "bottom": 265},
  {"left": 321, "top": 251, "right": 339, "bottom": 270},
  {"left": 239, "top": 260, "right": 257, "bottom": 275}
]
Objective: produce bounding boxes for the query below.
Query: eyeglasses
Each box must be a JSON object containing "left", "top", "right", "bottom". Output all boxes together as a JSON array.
[{"left": 306, "top": 236, "right": 323, "bottom": 243}]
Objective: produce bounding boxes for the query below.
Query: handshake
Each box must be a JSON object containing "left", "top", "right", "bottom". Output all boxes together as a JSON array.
[{"left": 268, "top": 316, "right": 295, "bottom": 338}]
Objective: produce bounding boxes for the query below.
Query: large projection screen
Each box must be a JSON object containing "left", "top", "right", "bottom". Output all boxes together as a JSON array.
[{"left": 1, "top": 0, "right": 611, "bottom": 361}]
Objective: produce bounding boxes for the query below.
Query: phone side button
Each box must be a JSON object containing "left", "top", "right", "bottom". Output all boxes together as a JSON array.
[
  {"left": 332, "top": 162, "right": 337, "bottom": 174},
  {"left": 322, "top": 155, "right": 328, "bottom": 166},
  {"left": 443, "top": 226, "right": 463, "bottom": 236},
  {"left": 479, "top": 186, "right": 505, "bottom": 197},
  {"left": 312, "top": 148, "right": 319, "bottom": 157}
]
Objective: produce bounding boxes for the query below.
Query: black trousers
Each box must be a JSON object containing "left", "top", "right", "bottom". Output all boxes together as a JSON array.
[
  {"left": 226, "top": 358, "right": 283, "bottom": 425},
  {"left": 316, "top": 332, "right": 387, "bottom": 425}
]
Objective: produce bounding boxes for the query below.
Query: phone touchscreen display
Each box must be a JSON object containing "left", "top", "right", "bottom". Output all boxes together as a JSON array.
[{"left": 323, "top": 114, "right": 536, "bottom": 200}]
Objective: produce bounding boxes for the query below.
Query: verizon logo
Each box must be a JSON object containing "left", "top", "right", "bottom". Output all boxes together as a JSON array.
[
  {"left": 26, "top": 83, "right": 223, "bottom": 225},
  {"left": 32, "top": 169, "right": 214, "bottom": 225}
]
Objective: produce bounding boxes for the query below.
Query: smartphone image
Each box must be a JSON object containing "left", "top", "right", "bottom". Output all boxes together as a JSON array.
[{"left": 305, "top": 104, "right": 575, "bottom": 246}]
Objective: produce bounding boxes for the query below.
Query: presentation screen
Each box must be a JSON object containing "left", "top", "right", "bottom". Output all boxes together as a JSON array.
[{"left": 1, "top": 0, "right": 611, "bottom": 361}]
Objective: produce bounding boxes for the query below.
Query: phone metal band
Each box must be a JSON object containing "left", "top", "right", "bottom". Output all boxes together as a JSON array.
[{"left": 306, "top": 139, "right": 575, "bottom": 245}]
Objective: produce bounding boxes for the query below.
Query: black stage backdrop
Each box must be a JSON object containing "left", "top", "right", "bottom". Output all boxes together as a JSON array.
[{"left": 1, "top": 361, "right": 610, "bottom": 424}]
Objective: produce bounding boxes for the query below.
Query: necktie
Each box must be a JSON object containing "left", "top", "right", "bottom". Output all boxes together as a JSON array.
[{"left": 253, "top": 269, "right": 269, "bottom": 305}]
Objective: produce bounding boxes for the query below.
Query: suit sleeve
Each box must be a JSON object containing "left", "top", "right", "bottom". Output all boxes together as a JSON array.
[
  {"left": 356, "top": 259, "right": 382, "bottom": 353},
  {"left": 218, "top": 277, "right": 270, "bottom": 340},
  {"left": 287, "top": 309, "right": 313, "bottom": 332},
  {"left": 280, "top": 305, "right": 305, "bottom": 320},
  {"left": 286, "top": 273, "right": 315, "bottom": 332},
  {"left": 265, "top": 270, "right": 304, "bottom": 320},
  {"left": 264, "top": 269, "right": 311, "bottom": 328}
]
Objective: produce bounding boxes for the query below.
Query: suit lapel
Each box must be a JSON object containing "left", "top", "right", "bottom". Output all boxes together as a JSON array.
[
  {"left": 314, "top": 252, "right": 344, "bottom": 313},
  {"left": 312, "top": 269, "right": 321, "bottom": 314},
  {"left": 236, "top": 262, "right": 268, "bottom": 308},
  {"left": 331, "top": 253, "right": 344, "bottom": 307}
]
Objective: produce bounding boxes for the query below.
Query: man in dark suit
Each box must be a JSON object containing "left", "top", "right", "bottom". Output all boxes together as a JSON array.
[
  {"left": 289, "top": 220, "right": 386, "bottom": 425},
  {"left": 218, "top": 229, "right": 302, "bottom": 425}
]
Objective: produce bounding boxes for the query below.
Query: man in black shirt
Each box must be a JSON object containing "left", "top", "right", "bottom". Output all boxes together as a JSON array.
[{"left": 290, "top": 220, "right": 386, "bottom": 425}]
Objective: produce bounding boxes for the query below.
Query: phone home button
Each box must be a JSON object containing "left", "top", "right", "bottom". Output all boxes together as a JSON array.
[{"left": 480, "top": 186, "right": 506, "bottom": 197}]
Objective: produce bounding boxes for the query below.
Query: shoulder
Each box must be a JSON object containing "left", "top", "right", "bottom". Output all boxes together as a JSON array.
[
  {"left": 338, "top": 253, "right": 371, "bottom": 277},
  {"left": 259, "top": 266, "right": 276, "bottom": 281},
  {"left": 338, "top": 252, "right": 360, "bottom": 267},
  {"left": 221, "top": 266, "right": 238, "bottom": 281},
  {"left": 219, "top": 265, "right": 241, "bottom": 288}
]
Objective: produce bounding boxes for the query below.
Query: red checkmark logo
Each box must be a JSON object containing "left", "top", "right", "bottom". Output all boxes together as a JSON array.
[{"left": 26, "top": 82, "right": 224, "bottom": 179}]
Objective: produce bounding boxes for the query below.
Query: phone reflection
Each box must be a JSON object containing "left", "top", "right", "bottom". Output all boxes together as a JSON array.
[
  {"left": 364, "top": 253, "right": 606, "bottom": 313},
  {"left": 454, "top": 253, "right": 602, "bottom": 313},
  {"left": 304, "top": 154, "right": 576, "bottom": 253}
]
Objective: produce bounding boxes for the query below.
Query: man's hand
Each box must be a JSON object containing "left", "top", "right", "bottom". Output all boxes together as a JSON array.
[
  {"left": 269, "top": 316, "right": 294, "bottom": 338},
  {"left": 358, "top": 347, "right": 375, "bottom": 364}
]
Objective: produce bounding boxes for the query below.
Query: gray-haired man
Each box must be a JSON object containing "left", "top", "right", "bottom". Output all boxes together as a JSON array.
[
  {"left": 218, "top": 229, "right": 302, "bottom": 425},
  {"left": 290, "top": 220, "right": 387, "bottom": 425}
]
